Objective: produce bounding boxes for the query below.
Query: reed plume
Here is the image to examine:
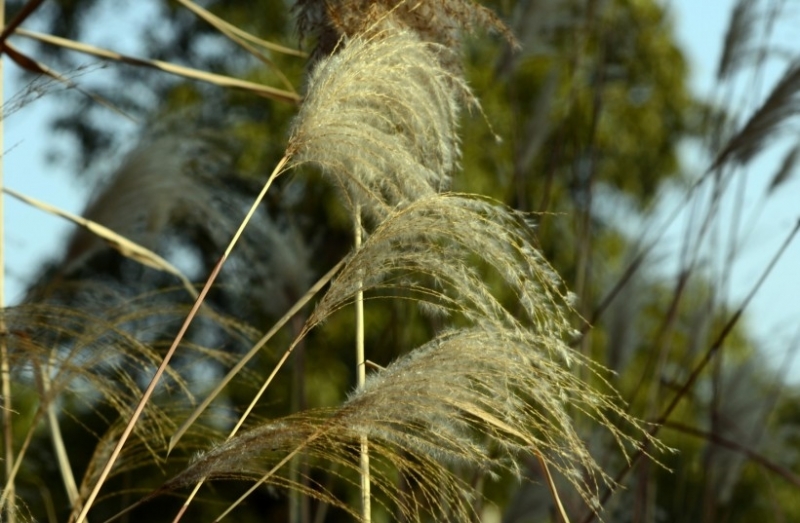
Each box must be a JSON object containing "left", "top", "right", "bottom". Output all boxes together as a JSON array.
[
  {"left": 711, "top": 59, "right": 800, "bottom": 170},
  {"left": 287, "top": 24, "right": 466, "bottom": 222},
  {"left": 310, "top": 194, "right": 574, "bottom": 347},
  {"left": 717, "top": 0, "right": 757, "bottom": 81},
  {"left": 60, "top": 132, "right": 226, "bottom": 277},
  {"left": 167, "top": 323, "right": 648, "bottom": 519}
]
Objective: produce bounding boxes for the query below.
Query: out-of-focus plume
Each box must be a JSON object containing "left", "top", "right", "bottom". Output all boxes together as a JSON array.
[{"left": 60, "top": 133, "right": 226, "bottom": 277}]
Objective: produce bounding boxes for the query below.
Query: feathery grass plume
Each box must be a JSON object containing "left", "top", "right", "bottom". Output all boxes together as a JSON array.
[
  {"left": 165, "top": 324, "right": 649, "bottom": 519},
  {"left": 287, "top": 25, "right": 467, "bottom": 222},
  {"left": 295, "top": 0, "right": 516, "bottom": 67},
  {"left": 310, "top": 194, "right": 574, "bottom": 353},
  {"left": 710, "top": 59, "right": 800, "bottom": 170},
  {"left": 304, "top": 194, "right": 656, "bottom": 499},
  {"left": 717, "top": 0, "right": 758, "bottom": 81},
  {"left": 163, "top": 409, "right": 474, "bottom": 521}
]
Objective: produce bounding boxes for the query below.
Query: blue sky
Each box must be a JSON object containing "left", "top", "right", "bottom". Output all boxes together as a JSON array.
[{"left": 2, "top": 0, "right": 799, "bottom": 378}]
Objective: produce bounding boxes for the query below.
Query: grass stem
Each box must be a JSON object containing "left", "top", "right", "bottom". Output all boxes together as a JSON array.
[
  {"left": 354, "top": 205, "right": 371, "bottom": 523},
  {"left": 0, "top": 0, "right": 16, "bottom": 518},
  {"left": 74, "top": 156, "right": 289, "bottom": 523}
]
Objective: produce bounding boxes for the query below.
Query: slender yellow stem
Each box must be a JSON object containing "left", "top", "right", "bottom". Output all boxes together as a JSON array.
[
  {"left": 535, "top": 452, "right": 570, "bottom": 523},
  {"left": 354, "top": 206, "right": 371, "bottom": 523},
  {"left": 170, "top": 481, "right": 203, "bottom": 523},
  {"left": 168, "top": 259, "right": 344, "bottom": 453},
  {"left": 41, "top": 355, "right": 80, "bottom": 508}
]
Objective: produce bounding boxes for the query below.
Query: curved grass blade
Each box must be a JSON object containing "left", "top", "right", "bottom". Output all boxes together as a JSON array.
[{"left": 14, "top": 28, "right": 301, "bottom": 104}]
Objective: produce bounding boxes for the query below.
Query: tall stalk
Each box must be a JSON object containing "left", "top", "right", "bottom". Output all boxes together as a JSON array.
[
  {"left": 354, "top": 205, "right": 371, "bottom": 523},
  {"left": 0, "top": 1, "right": 17, "bottom": 520}
]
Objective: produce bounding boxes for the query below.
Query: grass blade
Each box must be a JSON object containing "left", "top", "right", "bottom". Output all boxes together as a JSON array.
[
  {"left": 14, "top": 28, "right": 301, "bottom": 104},
  {"left": 177, "top": 0, "right": 306, "bottom": 58},
  {"left": 3, "top": 187, "right": 198, "bottom": 300},
  {"left": 175, "top": 0, "right": 299, "bottom": 92}
]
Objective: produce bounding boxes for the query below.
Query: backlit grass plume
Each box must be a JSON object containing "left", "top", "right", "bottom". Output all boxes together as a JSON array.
[
  {"left": 161, "top": 193, "right": 656, "bottom": 519},
  {"left": 60, "top": 132, "right": 226, "bottom": 277},
  {"left": 309, "top": 194, "right": 656, "bottom": 499},
  {"left": 287, "top": 25, "right": 466, "bottom": 221},
  {"left": 169, "top": 321, "right": 650, "bottom": 519},
  {"left": 310, "top": 194, "right": 574, "bottom": 347}
]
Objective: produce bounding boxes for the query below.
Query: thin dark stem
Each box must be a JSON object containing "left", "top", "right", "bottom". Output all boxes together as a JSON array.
[
  {"left": 579, "top": 218, "right": 800, "bottom": 523},
  {"left": 662, "top": 422, "right": 800, "bottom": 489}
]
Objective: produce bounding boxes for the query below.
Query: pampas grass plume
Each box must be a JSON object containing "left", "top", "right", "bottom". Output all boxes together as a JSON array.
[{"left": 288, "top": 25, "right": 466, "bottom": 221}]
